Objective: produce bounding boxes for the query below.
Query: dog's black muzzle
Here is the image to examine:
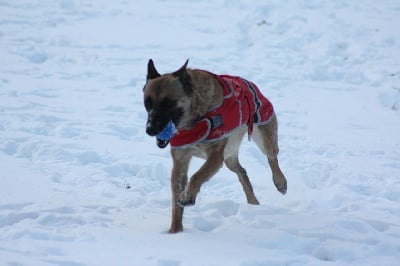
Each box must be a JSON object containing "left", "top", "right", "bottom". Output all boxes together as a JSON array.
[
  {"left": 146, "top": 122, "right": 159, "bottom": 136},
  {"left": 146, "top": 116, "right": 167, "bottom": 137}
]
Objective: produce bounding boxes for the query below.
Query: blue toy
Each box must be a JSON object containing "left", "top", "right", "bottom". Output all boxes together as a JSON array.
[
  {"left": 156, "top": 121, "right": 176, "bottom": 148},
  {"left": 157, "top": 121, "right": 176, "bottom": 140}
]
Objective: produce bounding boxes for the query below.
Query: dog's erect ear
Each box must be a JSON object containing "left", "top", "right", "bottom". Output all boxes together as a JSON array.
[
  {"left": 172, "top": 59, "right": 192, "bottom": 94},
  {"left": 172, "top": 59, "right": 189, "bottom": 77},
  {"left": 147, "top": 59, "right": 161, "bottom": 80}
]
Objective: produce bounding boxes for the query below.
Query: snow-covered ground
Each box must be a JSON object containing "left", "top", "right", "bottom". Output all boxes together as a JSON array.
[{"left": 1, "top": 0, "right": 400, "bottom": 265}]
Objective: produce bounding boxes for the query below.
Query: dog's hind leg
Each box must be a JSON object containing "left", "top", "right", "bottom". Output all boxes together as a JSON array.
[
  {"left": 224, "top": 128, "right": 259, "bottom": 204},
  {"left": 253, "top": 114, "right": 287, "bottom": 194},
  {"left": 224, "top": 156, "right": 260, "bottom": 205}
]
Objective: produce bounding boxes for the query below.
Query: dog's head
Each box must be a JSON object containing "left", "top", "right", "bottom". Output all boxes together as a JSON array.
[{"left": 143, "top": 59, "right": 192, "bottom": 136}]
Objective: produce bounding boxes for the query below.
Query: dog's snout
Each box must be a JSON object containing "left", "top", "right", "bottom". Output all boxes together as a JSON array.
[
  {"left": 146, "top": 117, "right": 163, "bottom": 136},
  {"left": 146, "top": 126, "right": 157, "bottom": 136},
  {"left": 146, "top": 121, "right": 157, "bottom": 136}
]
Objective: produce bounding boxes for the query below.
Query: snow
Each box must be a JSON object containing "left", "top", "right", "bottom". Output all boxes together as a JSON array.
[{"left": 1, "top": 0, "right": 399, "bottom": 265}]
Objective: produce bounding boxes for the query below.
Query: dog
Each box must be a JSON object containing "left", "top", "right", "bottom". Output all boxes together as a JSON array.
[{"left": 143, "top": 59, "right": 287, "bottom": 233}]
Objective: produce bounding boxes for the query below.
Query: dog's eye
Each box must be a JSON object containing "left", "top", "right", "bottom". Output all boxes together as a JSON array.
[
  {"left": 144, "top": 97, "right": 152, "bottom": 111},
  {"left": 160, "top": 98, "right": 175, "bottom": 109}
]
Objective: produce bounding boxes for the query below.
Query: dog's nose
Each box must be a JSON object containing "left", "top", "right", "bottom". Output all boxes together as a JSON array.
[{"left": 146, "top": 123, "right": 157, "bottom": 136}]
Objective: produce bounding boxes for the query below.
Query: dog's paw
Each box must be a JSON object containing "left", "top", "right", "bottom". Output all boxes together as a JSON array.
[
  {"left": 277, "top": 184, "right": 287, "bottom": 195},
  {"left": 272, "top": 173, "right": 287, "bottom": 195},
  {"left": 178, "top": 191, "right": 196, "bottom": 207},
  {"left": 169, "top": 224, "right": 183, "bottom": 233},
  {"left": 177, "top": 198, "right": 195, "bottom": 207},
  {"left": 274, "top": 178, "right": 287, "bottom": 195}
]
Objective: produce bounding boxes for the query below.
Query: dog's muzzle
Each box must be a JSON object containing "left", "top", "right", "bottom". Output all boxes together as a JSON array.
[
  {"left": 146, "top": 121, "right": 158, "bottom": 136},
  {"left": 146, "top": 117, "right": 169, "bottom": 137}
]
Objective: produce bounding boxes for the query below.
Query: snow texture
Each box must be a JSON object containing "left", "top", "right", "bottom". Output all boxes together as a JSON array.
[{"left": 1, "top": 0, "right": 399, "bottom": 265}]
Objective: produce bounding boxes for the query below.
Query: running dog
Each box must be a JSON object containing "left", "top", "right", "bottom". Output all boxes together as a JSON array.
[{"left": 143, "top": 59, "right": 287, "bottom": 233}]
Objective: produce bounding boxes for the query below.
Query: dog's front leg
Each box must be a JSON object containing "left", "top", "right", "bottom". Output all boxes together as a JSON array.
[
  {"left": 169, "top": 149, "right": 191, "bottom": 233},
  {"left": 178, "top": 142, "right": 225, "bottom": 206}
]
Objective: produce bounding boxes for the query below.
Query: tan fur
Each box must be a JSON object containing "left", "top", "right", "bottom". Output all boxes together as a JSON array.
[
  {"left": 143, "top": 60, "right": 287, "bottom": 233},
  {"left": 180, "top": 69, "right": 224, "bottom": 129}
]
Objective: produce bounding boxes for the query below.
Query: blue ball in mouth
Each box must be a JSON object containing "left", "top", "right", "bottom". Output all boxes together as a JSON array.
[{"left": 156, "top": 121, "right": 176, "bottom": 148}]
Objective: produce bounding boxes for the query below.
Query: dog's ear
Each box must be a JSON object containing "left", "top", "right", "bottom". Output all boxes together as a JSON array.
[
  {"left": 147, "top": 59, "right": 161, "bottom": 80},
  {"left": 172, "top": 59, "right": 192, "bottom": 94},
  {"left": 173, "top": 59, "right": 189, "bottom": 77}
]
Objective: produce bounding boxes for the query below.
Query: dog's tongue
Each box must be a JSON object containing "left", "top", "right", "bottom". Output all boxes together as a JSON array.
[{"left": 156, "top": 121, "right": 176, "bottom": 148}]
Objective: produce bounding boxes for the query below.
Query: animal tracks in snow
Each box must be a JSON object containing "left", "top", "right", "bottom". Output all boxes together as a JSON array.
[
  {"left": 0, "top": 212, "right": 39, "bottom": 228},
  {"left": 0, "top": 204, "right": 119, "bottom": 244}
]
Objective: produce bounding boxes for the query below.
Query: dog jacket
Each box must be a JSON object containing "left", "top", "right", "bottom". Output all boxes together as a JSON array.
[{"left": 170, "top": 73, "right": 274, "bottom": 148}]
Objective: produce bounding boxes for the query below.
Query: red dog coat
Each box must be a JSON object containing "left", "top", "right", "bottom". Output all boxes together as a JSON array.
[{"left": 170, "top": 72, "right": 274, "bottom": 148}]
